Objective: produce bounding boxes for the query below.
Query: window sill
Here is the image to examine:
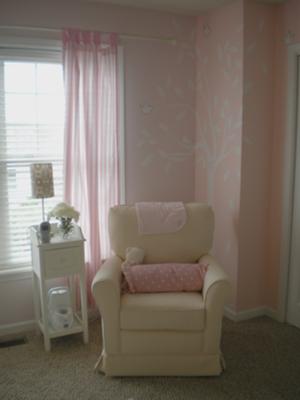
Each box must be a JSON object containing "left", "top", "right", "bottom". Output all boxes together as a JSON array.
[{"left": 0, "top": 266, "right": 33, "bottom": 282}]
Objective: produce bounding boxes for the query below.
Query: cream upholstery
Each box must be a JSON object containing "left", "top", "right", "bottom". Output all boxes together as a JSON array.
[
  {"left": 109, "top": 203, "right": 214, "bottom": 263},
  {"left": 121, "top": 292, "right": 205, "bottom": 331},
  {"left": 92, "top": 203, "right": 230, "bottom": 376}
]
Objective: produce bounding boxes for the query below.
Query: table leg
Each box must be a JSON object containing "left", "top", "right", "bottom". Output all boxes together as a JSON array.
[
  {"left": 32, "top": 273, "right": 41, "bottom": 335},
  {"left": 79, "top": 272, "right": 89, "bottom": 344},
  {"left": 39, "top": 279, "right": 51, "bottom": 351},
  {"left": 68, "top": 275, "right": 76, "bottom": 313}
]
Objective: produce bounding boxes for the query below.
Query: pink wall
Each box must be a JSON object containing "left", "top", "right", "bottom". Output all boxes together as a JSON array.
[
  {"left": 195, "top": 0, "right": 243, "bottom": 309},
  {"left": 195, "top": 0, "right": 277, "bottom": 312},
  {"left": 238, "top": 1, "right": 276, "bottom": 311},
  {"left": 124, "top": 36, "right": 196, "bottom": 202},
  {"left": 0, "top": 0, "right": 196, "bottom": 205}
]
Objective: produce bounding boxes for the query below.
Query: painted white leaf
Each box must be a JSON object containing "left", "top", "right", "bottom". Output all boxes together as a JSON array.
[
  {"left": 246, "top": 42, "right": 256, "bottom": 54},
  {"left": 171, "top": 17, "right": 180, "bottom": 30},
  {"left": 157, "top": 87, "right": 166, "bottom": 97},
  {"left": 175, "top": 87, "right": 183, "bottom": 97},
  {"left": 158, "top": 149, "right": 167, "bottom": 158},
  {"left": 187, "top": 79, "right": 193, "bottom": 90},
  {"left": 262, "top": 63, "right": 268, "bottom": 75},
  {"left": 171, "top": 153, "right": 189, "bottom": 161},
  {"left": 244, "top": 82, "right": 253, "bottom": 95},
  {"left": 227, "top": 116, "right": 233, "bottom": 128},
  {"left": 217, "top": 45, "right": 223, "bottom": 61},
  {"left": 285, "top": 30, "right": 295, "bottom": 45},
  {"left": 140, "top": 104, "right": 153, "bottom": 114},
  {"left": 258, "top": 19, "right": 265, "bottom": 33},
  {"left": 176, "top": 51, "right": 184, "bottom": 65},
  {"left": 223, "top": 69, "right": 230, "bottom": 80},
  {"left": 198, "top": 80, "right": 204, "bottom": 90},
  {"left": 236, "top": 59, "right": 242, "bottom": 69},
  {"left": 230, "top": 45, "right": 238, "bottom": 53},
  {"left": 141, "top": 129, "right": 151, "bottom": 138},
  {"left": 142, "top": 153, "right": 155, "bottom": 167},
  {"left": 229, "top": 199, "right": 235, "bottom": 211},
  {"left": 165, "top": 162, "right": 172, "bottom": 175},
  {"left": 182, "top": 136, "right": 191, "bottom": 144},
  {"left": 176, "top": 111, "right": 187, "bottom": 121},
  {"left": 236, "top": 24, "right": 243, "bottom": 33},
  {"left": 232, "top": 78, "right": 240, "bottom": 87},
  {"left": 242, "top": 135, "right": 252, "bottom": 145},
  {"left": 227, "top": 54, "right": 232, "bottom": 68},
  {"left": 234, "top": 120, "right": 242, "bottom": 129},
  {"left": 159, "top": 123, "right": 168, "bottom": 132},
  {"left": 224, "top": 171, "right": 230, "bottom": 182},
  {"left": 203, "top": 24, "right": 211, "bottom": 37},
  {"left": 225, "top": 241, "right": 231, "bottom": 255}
]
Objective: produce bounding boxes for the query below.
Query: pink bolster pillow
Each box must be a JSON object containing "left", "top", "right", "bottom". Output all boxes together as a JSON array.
[{"left": 122, "top": 262, "right": 208, "bottom": 294}]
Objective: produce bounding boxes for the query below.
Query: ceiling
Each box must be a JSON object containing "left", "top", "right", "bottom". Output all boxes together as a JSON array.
[{"left": 86, "top": 0, "right": 285, "bottom": 16}]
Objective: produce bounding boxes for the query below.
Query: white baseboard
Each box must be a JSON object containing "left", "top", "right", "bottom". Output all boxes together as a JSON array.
[
  {"left": 0, "top": 320, "right": 36, "bottom": 337},
  {"left": 224, "top": 306, "right": 279, "bottom": 322},
  {"left": 264, "top": 307, "right": 280, "bottom": 321}
]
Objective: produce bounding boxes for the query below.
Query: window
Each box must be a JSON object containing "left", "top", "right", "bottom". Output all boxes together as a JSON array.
[{"left": 0, "top": 50, "right": 64, "bottom": 270}]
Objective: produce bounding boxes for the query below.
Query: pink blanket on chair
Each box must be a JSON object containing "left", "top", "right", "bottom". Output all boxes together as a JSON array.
[{"left": 135, "top": 202, "right": 186, "bottom": 235}]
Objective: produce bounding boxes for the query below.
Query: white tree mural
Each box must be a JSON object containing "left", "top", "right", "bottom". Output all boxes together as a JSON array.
[
  {"left": 195, "top": 35, "right": 243, "bottom": 204},
  {"left": 138, "top": 76, "right": 195, "bottom": 174}
]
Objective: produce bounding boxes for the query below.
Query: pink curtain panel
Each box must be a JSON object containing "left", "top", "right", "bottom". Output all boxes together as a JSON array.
[{"left": 63, "top": 28, "right": 120, "bottom": 306}]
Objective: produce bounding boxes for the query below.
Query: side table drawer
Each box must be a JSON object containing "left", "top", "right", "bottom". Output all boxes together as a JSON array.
[{"left": 43, "top": 247, "right": 83, "bottom": 278}]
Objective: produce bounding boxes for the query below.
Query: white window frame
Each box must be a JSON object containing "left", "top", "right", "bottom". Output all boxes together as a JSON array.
[
  {"left": 0, "top": 30, "right": 126, "bottom": 279},
  {"left": 0, "top": 48, "right": 64, "bottom": 275}
]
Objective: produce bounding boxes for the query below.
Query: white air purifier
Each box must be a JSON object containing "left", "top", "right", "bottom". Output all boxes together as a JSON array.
[{"left": 48, "top": 287, "right": 74, "bottom": 330}]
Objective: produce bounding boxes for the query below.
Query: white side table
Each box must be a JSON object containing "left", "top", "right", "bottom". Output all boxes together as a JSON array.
[{"left": 30, "top": 224, "right": 89, "bottom": 351}]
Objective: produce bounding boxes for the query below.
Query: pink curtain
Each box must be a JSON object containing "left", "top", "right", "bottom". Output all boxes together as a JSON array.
[{"left": 63, "top": 29, "right": 119, "bottom": 306}]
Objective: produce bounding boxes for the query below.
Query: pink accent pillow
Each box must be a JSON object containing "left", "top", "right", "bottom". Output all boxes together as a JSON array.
[{"left": 122, "top": 263, "right": 208, "bottom": 294}]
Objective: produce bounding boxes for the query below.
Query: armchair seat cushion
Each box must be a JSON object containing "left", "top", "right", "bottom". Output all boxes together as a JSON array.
[{"left": 120, "top": 292, "right": 205, "bottom": 331}]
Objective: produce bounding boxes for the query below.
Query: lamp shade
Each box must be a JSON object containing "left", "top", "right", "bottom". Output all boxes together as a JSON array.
[{"left": 30, "top": 163, "right": 54, "bottom": 199}]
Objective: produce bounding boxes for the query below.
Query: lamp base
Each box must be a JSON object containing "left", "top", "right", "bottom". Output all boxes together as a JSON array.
[{"left": 40, "top": 221, "right": 51, "bottom": 243}]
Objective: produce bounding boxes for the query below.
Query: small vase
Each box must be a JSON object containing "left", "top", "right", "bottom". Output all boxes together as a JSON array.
[{"left": 58, "top": 217, "right": 73, "bottom": 239}]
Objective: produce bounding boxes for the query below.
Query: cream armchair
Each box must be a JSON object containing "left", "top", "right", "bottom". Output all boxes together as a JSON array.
[{"left": 92, "top": 203, "right": 230, "bottom": 376}]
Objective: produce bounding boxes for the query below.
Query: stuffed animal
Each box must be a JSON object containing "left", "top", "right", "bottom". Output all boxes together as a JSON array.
[
  {"left": 124, "top": 247, "right": 145, "bottom": 266},
  {"left": 121, "top": 247, "right": 145, "bottom": 295}
]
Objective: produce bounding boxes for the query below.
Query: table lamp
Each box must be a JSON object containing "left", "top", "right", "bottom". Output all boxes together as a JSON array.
[{"left": 30, "top": 163, "right": 54, "bottom": 221}]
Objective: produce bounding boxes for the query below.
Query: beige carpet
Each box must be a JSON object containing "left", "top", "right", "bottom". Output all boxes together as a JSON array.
[{"left": 0, "top": 317, "right": 300, "bottom": 400}]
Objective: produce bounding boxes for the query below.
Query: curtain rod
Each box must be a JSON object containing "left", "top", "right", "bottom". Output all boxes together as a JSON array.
[{"left": 0, "top": 25, "right": 177, "bottom": 45}]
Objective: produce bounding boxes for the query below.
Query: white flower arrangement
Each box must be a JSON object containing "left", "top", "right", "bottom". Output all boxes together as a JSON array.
[
  {"left": 48, "top": 202, "right": 80, "bottom": 236},
  {"left": 48, "top": 202, "right": 80, "bottom": 221}
]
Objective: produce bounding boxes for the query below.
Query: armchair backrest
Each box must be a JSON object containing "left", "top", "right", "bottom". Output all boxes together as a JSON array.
[{"left": 109, "top": 203, "right": 214, "bottom": 263}]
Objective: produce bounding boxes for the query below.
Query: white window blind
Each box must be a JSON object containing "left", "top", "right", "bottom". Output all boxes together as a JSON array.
[{"left": 0, "top": 51, "right": 65, "bottom": 270}]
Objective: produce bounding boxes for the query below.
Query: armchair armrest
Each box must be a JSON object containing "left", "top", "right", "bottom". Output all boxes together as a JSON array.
[
  {"left": 200, "top": 254, "right": 231, "bottom": 354},
  {"left": 92, "top": 255, "right": 123, "bottom": 354},
  {"left": 201, "top": 254, "right": 230, "bottom": 305}
]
